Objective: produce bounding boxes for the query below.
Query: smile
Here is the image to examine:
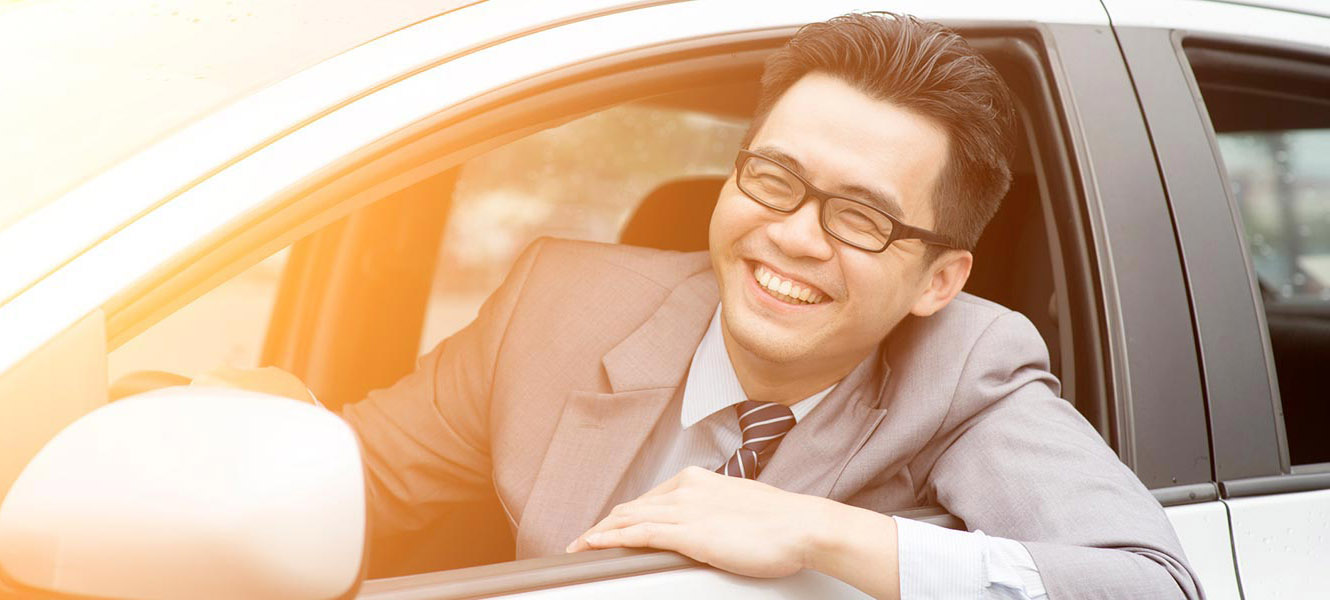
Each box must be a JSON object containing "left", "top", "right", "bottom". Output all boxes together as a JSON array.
[{"left": 752, "top": 264, "right": 827, "bottom": 305}]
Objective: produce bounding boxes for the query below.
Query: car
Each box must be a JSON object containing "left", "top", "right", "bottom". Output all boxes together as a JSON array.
[{"left": 1, "top": 0, "right": 1328, "bottom": 598}]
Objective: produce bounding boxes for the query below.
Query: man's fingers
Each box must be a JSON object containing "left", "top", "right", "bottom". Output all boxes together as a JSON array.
[
  {"left": 567, "top": 504, "right": 682, "bottom": 553},
  {"left": 581, "top": 522, "right": 684, "bottom": 552},
  {"left": 604, "top": 504, "right": 681, "bottom": 530}
]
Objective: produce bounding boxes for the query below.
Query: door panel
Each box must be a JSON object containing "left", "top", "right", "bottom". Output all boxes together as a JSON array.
[
  {"left": 1227, "top": 489, "right": 1330, "bottom": 598},
  {"left": 1164, "top": 503, "right": 1241, "bottom": 600}
]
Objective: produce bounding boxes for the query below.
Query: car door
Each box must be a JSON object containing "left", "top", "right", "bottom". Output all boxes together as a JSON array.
[
  {"left": 1107, "top": 1, "right": 1330, "bottom": 598},
  {"left": 0, "top": 0, "right": 1224, "bottom": 597}
]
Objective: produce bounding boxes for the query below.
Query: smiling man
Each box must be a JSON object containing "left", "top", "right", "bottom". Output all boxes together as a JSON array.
[{"left": 343, "top": 13, "right": 1201, "bottom": 599}]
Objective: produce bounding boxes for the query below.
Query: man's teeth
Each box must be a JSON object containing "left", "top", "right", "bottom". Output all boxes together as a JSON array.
[{"left": 754, "top": 265, "right": 824, "bottom": 305}]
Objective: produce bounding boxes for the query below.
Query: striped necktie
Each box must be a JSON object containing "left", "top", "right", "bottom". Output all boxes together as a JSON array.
[{"left": 716, "top": 400, "right": 796, "bottom": 480}]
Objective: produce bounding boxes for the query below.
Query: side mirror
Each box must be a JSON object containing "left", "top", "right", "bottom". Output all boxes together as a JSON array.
[{"left": 0, "top": 386, "right": 366, "bottom": 600}]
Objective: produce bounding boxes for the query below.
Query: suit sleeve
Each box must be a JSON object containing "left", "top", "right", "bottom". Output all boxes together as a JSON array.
[
  {"left": 340, "top": 238, "right": 547, "bottom": 540},
  {"left": 912, "top": 311, "right": 1204, "bottom": 599}
]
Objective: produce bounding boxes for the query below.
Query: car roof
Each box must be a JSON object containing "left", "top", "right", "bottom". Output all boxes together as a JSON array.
[
  {"left": 0, "top": 0, "right": 478, "bottom": 231},
  {"left": 1207, "top": 0, "right": 1330, "bottom": 19}
]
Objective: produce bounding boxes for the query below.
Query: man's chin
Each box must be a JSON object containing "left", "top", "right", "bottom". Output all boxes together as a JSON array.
[{"left": 721, "top": 307, "right": 818, "bottom": 364}]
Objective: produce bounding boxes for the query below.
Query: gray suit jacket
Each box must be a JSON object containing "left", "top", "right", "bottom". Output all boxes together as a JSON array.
[{"left": 342, "top": 238, "right": 1202, "bottom": 598}]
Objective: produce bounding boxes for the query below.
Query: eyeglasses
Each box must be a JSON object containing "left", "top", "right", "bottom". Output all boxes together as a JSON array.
[{"left": 733, "top": 149, "right": 958, "bottom": 253}]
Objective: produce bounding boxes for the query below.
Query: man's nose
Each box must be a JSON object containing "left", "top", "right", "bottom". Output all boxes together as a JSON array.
[{"left": 767, "top": 197, "right": 835, "bottom": 261}]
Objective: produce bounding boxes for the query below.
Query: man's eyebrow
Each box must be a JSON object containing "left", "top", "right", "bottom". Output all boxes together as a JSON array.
[{"left": 751, "top": 145, "right": 906, "bottom": 219}]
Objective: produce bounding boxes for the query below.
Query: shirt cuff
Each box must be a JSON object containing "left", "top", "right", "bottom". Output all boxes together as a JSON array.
[
  {"left": 892, "top": 516, "right": 1048, "bottom": 600},
  {"left": 894, "top": 515, "right": 986, "bottom": 599}
]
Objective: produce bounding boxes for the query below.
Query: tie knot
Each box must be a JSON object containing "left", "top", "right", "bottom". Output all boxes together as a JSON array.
[
  {"left": 735, "top": 400, "right": 795, "bottom": 452},
  {"left": 715, "top": 400, "right": 796, "bottom": 480}
]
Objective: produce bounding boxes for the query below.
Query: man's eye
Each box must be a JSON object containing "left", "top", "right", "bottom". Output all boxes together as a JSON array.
[
  {"left": 839, "top": 208, "right": 879, "bottom": 231},
  {"left": 750, "top": 172, "right": 793, "bottom": 196}
]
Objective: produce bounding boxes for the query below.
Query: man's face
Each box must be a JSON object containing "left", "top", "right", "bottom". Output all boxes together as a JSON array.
[{"left": 709, "top": 72, "right": 951, "bottom": 369}]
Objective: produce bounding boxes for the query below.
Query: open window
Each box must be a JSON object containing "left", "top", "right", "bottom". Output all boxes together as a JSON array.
[{"left": 196, "top": 28, "right": 1100, "bottom": 583}]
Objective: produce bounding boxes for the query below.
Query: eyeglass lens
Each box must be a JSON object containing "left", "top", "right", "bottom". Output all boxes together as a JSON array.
[{"left": 738, "top": 155, "right": 894, "bottom": 251}]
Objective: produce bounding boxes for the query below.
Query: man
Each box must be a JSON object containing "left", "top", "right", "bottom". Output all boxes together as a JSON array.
[{"left": 343, "top": 13, "right": 1201, "bottom": 599}]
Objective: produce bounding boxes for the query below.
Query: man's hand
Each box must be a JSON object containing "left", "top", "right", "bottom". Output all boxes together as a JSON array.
[
  {"left": 566, "top": 466, "right": 827, "bottom": 577},
  {"left": 566, "top": 466, "right": 901, "bottom": 600}
]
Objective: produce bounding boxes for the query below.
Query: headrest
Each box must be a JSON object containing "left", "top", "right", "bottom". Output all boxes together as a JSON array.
[{"left": 619, "top": 177, "right": 725, "bottom": 252}]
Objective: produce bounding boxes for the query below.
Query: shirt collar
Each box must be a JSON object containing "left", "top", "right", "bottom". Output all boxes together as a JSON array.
[{"left": 681, "top": 304, "right": 836, "bottom": 429}]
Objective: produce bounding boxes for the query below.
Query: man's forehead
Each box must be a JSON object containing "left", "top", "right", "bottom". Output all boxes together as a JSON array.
[{"left": 750, "top": 73, "right": 950, "bottom": 226}]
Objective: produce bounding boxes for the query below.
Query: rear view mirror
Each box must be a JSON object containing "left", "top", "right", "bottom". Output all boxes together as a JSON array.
[{"left": 0, "top": 386, "right": 366, "bottom": 600}]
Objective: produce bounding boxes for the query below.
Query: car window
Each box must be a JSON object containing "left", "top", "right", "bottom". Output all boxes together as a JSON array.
[
  {"left": 419, "top": 98, "right": 750, "bottom": 354},
  {"left": 368, "top": 39, "right": 1092, "bottom": 580},
  {"left": 107, "top": 248, "right": 289, "bottom": 385},
  {"left": 1187, "top": 46, "right": 1330, "bottom": 466},
  {"left": 1217, "top": 130, "right": 1330, "bottom": 302}
]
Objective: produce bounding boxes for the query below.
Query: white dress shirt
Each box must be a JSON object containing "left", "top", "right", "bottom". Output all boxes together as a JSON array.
[{"left": 610, "top": 306, "right": 1048, "bottom": 599}]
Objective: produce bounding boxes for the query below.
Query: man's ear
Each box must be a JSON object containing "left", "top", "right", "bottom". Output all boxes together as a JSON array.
[{"left": 909, "top": 249, "right": 973, "bottom": 317}]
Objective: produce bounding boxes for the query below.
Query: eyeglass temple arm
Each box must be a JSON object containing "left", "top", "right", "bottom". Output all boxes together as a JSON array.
[{"left": 894, "top": 222, "right": 961, "bottom": 250}]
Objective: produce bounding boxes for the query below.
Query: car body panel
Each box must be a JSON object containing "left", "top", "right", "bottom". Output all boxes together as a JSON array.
[
  {"left": 1226, "top": 489, "right": 1330, "bottom": 597},
  {"left": 1106, "top": 0, "right": 1330, "bottom": 47},
  {"left": 1163, "top": 503, "right": 1242, "bottom": 600}
]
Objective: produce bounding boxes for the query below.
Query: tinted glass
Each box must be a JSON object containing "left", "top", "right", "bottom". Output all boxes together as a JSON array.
[{"left": 1194, "top": 56, "right": 1330, "bottom": 466}]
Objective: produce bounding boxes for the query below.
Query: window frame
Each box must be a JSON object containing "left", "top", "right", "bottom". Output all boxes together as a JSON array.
[
  {"left": 1116, "top": 22, "right": 1330, "bottom": 493},
  {"left": 1190, "top": 39, "right": 1330, "bottom": 480},
  {"left": 1041, "top": 22, "right": 1213, "bottom": 493}
]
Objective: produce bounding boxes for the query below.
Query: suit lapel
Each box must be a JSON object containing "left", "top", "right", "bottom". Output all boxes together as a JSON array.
[
  {"left": 514, "top": 388, "right": 675, "bottom": 557},
  {"left": 759, "top": 348, "right": 891, "bottom": 498},
  {"left": 515, "top": 270, "right": 718, "bottom": 558}
]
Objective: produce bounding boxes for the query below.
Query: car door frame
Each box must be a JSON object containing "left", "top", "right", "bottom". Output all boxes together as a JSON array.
[
  {"left": 1108, "top": 0, "right": 1330, "bottom": 519},
  {"left": 1106, "top": 1, "right": 1330, "bottom": 598}
]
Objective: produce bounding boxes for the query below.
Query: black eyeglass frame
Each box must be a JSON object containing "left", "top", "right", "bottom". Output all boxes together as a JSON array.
[{"left": 733, "top": 149, "right": 960, "bottom": 253}]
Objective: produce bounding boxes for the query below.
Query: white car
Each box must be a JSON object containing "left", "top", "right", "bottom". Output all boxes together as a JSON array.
[{"left": 1, "top": 1, "right": 1328, "bottom": 598}]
